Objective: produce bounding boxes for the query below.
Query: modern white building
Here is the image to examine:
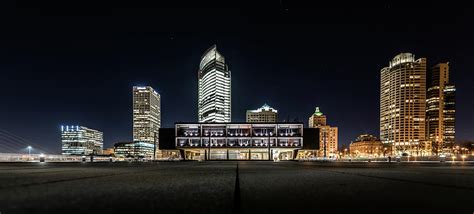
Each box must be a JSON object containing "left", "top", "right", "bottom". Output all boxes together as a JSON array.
[
  {"left": 198, "top": 45, "right": 231, "bottom": 123},
  {"left": 380, "top": 53, "right": 429, "bottom": 155},
  {"left": 61, "top": 125, "right": 103, "bottom": 155},
  {"left": 175, "top": 123, "right": 305, "bottom": 161},
  {"left": 133, "top": 86, "right": 161, "bottom": 146},
  {"left": 246, "top": 104, "right": 278, "bottom": 123}
]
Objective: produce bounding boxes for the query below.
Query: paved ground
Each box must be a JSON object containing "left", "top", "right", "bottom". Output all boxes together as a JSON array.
[{"left": 0, "top": 161, "right": 473, "bottom": 214}]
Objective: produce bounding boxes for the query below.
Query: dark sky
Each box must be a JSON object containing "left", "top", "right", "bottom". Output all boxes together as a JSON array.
[{"left": 2, "top": 1, "right": 474, "bottom": 153}]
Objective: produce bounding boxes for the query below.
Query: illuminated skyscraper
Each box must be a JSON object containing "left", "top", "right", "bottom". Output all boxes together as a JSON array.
[
  {"left": 133, "top": 86, "right": 161, "bottom": 146},
  {"left": 198, "top": 45, "right": 231, "bottom": 123},
  {"left": 380, "top": 53, "right": 429, "bottom": 155},
  {"left": 308, "top": 107, "right": 338, "bottom": 157},
  {"left": 246, "top": 104, "right": 278, "bottom": 123},
  {"left": 426, "top": 63, "right": 456, "bottom": 154},
  {"left": 61, "top": 125, "right": 103, "bottom": 155},
  {"left": 308, "top": 107, "right": 326, "bottom": 127}
]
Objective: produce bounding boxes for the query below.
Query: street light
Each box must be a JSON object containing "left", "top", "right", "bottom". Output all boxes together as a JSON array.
[{"left": 27, "top": 146, "right": 32, "bottom": 156}]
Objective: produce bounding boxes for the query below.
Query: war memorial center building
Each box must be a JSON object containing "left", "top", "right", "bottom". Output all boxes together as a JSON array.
[{"left": 159, "top": 123, "right": 320, "bottom": 161}]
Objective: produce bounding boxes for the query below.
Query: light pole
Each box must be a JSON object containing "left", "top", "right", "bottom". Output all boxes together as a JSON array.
[
  {"left": 267, "top": 129, "right": 271, "bottom": 161},
  {"left": 207, "top": 130, "right": 211, "bottom": 161},
  {"left": 153, "top": 132, "right": 157, "bottom": 161},
  {"left": 323, "top": 130, "right": 327, "bottom": 159},
  {"left": 27, "top": 146, "right": 32, "bottom": 156}
]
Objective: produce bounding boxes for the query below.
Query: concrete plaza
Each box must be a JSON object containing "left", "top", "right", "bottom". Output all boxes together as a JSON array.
[{"left": 0, "top": 161, "right": 472, "bottom": 214}]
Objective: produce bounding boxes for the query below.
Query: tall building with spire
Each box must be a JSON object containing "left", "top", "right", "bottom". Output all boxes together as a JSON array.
[
  {"left": 308, "top": 107, "right": 326, "bottom": 127},
  {"left": 246, "top": 104, "right": 278, "bottom": 123},
  {"left": 308, "top": 107, "right": 338, "bottom": 157},
  {"left": 380, "top": 53, "right": 429, "bottom": 156},
  {"left": 198, "top": 45, "right": 231, "bottom": 123},
  {"left": 426, "top": 62, "right": 456, "bottom": 154}
]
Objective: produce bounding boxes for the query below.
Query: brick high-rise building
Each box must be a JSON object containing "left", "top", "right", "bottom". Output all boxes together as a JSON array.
[{"left": 308, "top": 107, "right": 338, "bottom": 157}]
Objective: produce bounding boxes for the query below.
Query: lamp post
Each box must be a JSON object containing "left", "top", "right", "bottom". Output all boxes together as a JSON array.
[
  {"left": 153, "top": 132, "right": 157, "bottom": 161},
  {"left": 208, "top": 130, "right": 211, "bottom": 161},
  {"left": 268, "top": 128, "right": 271, "bottom": 161},
  {"left": 323, "top": 130, "right": 327, "bottom": 159},
  {"left": 27, "top": 146, "right": 32, "bottom": 156}
]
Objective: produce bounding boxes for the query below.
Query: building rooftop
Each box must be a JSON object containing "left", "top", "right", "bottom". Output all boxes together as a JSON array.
[
  {"left": 354, "top": 134, "right": 379, "bottom": 142},
  {"left": 312, "top": 107, "right": 324, "bottom": 116},
  {"left": 389, "top": 52, "right": 415, "bottom": 68},
  {"left": 199, "top": 44, "right": 225, "bottom": 70},
  {"left": 248, "top": 104, "right": 278, "bottom": 113}
]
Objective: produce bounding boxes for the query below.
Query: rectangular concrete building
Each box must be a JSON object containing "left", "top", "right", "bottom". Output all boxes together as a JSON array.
[{"left": 158, "top": 123, "right": 319, "bottom": 161}]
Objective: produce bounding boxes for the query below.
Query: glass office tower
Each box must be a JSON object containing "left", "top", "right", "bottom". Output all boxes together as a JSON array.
[
  {"left": 61, "top": 125, "right": 103, "bottom": 155},
  {"left": 198, "top": 45, "right": 231, "bottom": 123},
  {"left": 426, "top": 63, "right": 456, "bottom": 154},
  {"left": 133, "top": 86, "right": 161, "bottom": 145}
]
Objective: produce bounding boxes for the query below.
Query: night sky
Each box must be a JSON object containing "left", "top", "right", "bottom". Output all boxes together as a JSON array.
[{"left": 2, "top": 1, "right": 474, "bottom": 153}]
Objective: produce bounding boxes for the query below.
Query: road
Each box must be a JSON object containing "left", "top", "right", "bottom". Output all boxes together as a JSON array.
[{"left": 0, "top": 161, "right": 473, "bottom": 214}]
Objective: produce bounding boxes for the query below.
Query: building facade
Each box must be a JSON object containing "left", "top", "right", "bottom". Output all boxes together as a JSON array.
[
  {"left": 173, "top": 123, "right": 308, "bottom": 160},
  {"left": 133, "top": 86, "right": 161, "bottom": 146},
  {"left": 114, "top": 141, "right": 155, "bottom": 159},
  {"left": 349, "top": 134, "right": 385, "bottom": 157},
  {"left": 246, "top": 104, "right": 278, "bottom": 123},
  {"left": 61, "top": 125, "right": 103, "bottom": 155},
  {"left": 380, "top": 53, "right": 429, "bottom": 156},
  {"left": 198, "top": 45, "right": 231, "bottom": 123},
  {"left": 426, "top": 63, "right": 456, "bottom": 154},
  {"left": 103, "top": 147, "right": 114, "bottom": 156},
  {"left": 308, "top": 107, "right": 326, "bottom": 127},
  {"left": 308, "top": 107, "right": 338, "bottom": 157},
  {"left": 319, "top": 126, "right": 338, "bottom": 157}
]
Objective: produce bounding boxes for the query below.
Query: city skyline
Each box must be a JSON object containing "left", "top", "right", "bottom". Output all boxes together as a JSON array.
[
  {"left": 2, "top": 5, "right": 474, "bottom": 153},
  {"left": 2, "top": 3, "right": 474, "bottom": 214}
]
